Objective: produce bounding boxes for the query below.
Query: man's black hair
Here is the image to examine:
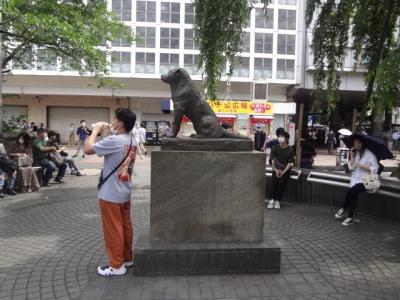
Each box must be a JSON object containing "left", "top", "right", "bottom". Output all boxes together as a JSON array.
[
  {"left": 37, "top": 128, "right": 46, "bottom": 134},
  {"left": 282, "top": 131, "right": 290, "bottom": 141},
  {"left": 115, "top": 108, "right": 136, "bottom": 132},
  {"left": 276, "top": 127, "right": 285, "bottom": 136},
  {"left": 80, "top": 120, "right": 85, "bottom": 123}
]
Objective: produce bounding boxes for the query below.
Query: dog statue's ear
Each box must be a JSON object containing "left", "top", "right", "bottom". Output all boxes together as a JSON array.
[{"left": 174, "top": 68, "right": 181, "bottom": 75}]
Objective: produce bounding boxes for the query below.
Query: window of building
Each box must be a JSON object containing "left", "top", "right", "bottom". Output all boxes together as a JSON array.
[
  {"left": 277, "top": 59, "right": 295, "bottom": 79},
  {"left": 60, "top": 55, "right": 76, "bottom": 71},
  {"left": 112, "top": 0, "right": 131, "bottom": 21},
  {"left": 278, "top": 9, "right": 296, "bottom": 30},
  {"left": 240, "top": 32, "right": 251, "bottom": 53},
  {"left": 13, "top": 49, "right": 33, "bottom": 70},
  {"left": 135, "top": 52, "right": 155, "bottom": 74},
  {"left": 160, "top": 53, "right": 179, "bottom": 74},
  {"left": 255, "top": 8, "right": 274, "bottom": 29},
  {"left": 185, "top": 3, "right": 195, "bottom": 24},
  {"left": 111, "top": 51, "right": 131, "bottom": 73},
  {"left": 112, "top": 28, "right": 132, "bottom": 47},
  {"left": 161, "top": 2, "right": 180, "bottom": 23},
  {"left": 277, "top": 34, "right": 296, "bottom": 55},
  {"left": 37, "top": 49, "right": 57, "bottom": 71},
  {"left": 135, "top": 27, "right": 156, "bottom": 48},
  {"left": 136, "top": 1, "right": 156, "bottom": 22},
  {"left": 254, "top": 33, "right": 273, "bottom": 53},
  {"left": 184, "top": 54, "right": 202, "bottom": 75},
  {"left": 231, "top": 57, "right": 250, "bottom": 77},
  {"left": 278, "top": 0, "right": 296, "bottom": 5},
  {"left": 254, "top": 57, "right": 272, "bottom": 79},
  {"left": 184, "top": 29, "right": 198, "bottom": 50},
  {"left": 160, "top": 28, "right": 180, "bottom": 49}
]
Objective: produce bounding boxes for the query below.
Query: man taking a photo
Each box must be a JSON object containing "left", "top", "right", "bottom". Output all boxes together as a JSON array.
[{"left": 84, "top": 108, "right": 137, "bottom": 276}]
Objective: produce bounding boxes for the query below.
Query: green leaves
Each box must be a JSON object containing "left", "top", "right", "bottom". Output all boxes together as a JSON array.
[
  {"left": 194, "top": 0, "right": 271, "bottom": 100},
  {"left": 307, "top": 0, "right": 400, "bottom": 124},
  {"left": 0, "top": 0, "right": 134, "bottom": 81}
]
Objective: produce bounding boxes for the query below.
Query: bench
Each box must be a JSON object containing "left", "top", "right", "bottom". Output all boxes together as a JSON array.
[{"left": 306, "top": 171, "right": 400, "bottom": 221}]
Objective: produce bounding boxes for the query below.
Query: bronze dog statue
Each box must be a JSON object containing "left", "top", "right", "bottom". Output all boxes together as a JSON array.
[{"left": 161, "top": 68, "right": 249, "bottom": 139}]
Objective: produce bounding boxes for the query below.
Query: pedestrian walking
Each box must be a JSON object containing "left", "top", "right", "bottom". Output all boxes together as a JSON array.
[
  {"left": 69, "top": 123, "right": 76, "bottom": 146},
  {"left": 334, "top": 137, "right": 379, "bottom": 226},
  {"left": 84, "top": 108, "right": 137, "bottom": 276},
  {"left": 131, "top": 125, "right": 143, "bottom": 159},
  {"left": 73, "top": 120, "right": 90, "bottom": 158},
  {"left": 266, "top": 131, "right": 295, "bottom": 209},
  {"left": 137, "top": 122, "right": 147, "bottom": 155},
  {"left": 392, "top": 129, "right": 399, "bottom": 153},
  {"left": 326, "top": 130, "right": 336, "bottom": 154},
  {"left": 254, "top": 125, "right": 266, "bottom": 152}
]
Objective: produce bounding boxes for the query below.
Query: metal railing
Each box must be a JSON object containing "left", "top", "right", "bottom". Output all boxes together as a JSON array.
[
  {"left": 306, "top": 171, "right": 400, "bottom": 199},
  {"left": 265, "top": 167, "right": 302, "bottom": 180}
]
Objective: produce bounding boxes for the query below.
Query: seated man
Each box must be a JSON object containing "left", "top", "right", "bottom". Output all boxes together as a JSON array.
[
  {"left": 0, "top": 143, "right": 17, "bottom": 196},
  {"left": 32, "top": 128, "right": 67, "bottom": 187}
]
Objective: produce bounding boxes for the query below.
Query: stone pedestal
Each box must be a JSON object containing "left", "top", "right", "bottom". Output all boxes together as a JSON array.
[{"left": 133, "top": 150, "right": 281, "bottom": 276}]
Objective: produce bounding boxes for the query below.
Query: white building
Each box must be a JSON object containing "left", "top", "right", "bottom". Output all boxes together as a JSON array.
[{"left": 4, "top": 0, "right": 302, "bottom": 142}]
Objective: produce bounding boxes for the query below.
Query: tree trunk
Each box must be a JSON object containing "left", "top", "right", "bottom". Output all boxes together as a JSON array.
[{"left": 358, "top": 75, "right": 375, "bottom": 131}]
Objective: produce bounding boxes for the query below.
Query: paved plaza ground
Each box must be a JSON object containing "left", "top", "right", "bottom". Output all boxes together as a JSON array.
[{"left": 0, "top": 150, "right": 399, "bottom": 300}]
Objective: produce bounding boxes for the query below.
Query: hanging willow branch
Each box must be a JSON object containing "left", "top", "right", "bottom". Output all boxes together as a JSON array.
[
  {"left": 193, "top": 0, "right": 271, "bottom": 100},
  {"left": 306, "top": 0, "right": 400, "bottom": 127}
]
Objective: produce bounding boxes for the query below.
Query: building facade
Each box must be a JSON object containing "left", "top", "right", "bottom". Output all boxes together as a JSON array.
[{"left": 4, "top": 0, "right": 301, "bottom": 143}]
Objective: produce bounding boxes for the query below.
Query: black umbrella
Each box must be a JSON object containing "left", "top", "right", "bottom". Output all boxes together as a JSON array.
[{"left": 343, "top": 133, "right": 394, "bottom": 161}]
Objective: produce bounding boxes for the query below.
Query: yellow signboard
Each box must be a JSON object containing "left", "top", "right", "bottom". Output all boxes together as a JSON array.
[{"left": 207, "top": 100, "right": 273, "bottom": 115}]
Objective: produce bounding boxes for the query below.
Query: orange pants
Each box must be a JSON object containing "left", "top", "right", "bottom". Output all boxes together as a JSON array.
[{"left": 99, "top": 199, "right": 133, "bottom": 269}]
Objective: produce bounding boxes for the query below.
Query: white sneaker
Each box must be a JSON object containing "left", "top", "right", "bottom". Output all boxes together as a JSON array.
[
  {"left": 341, "top": 218, "right": 354, "bottom": 226},
  {"left": 274, "top": 201, "right": 280, "bottom": 209},
  {"left": 97, "top": 265, "right": 127, "bottom": 276},
  {"left": 267, "top": 200, "right": 274, "bottom": 209},
  {"left": 335, "top": 208, "right": 346, "bottom": 219},
  {"left": 124, "top": 261, "right": 134, "bottom": 268}
]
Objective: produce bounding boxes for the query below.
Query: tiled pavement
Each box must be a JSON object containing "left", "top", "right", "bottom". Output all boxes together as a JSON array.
[{"left": 0, "top": 156, "right": 399, "bottom": 300}]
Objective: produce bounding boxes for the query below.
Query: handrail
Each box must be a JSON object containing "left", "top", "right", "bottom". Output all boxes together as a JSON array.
[
  {"left": 265, "top": 167, "right": 302, "bottom": 180},
  {"left": 306, "top": 171, "right": 400, "bottom": 199},
  {"left": 307, "top": 171, "right": 350, "bottom": 181}
]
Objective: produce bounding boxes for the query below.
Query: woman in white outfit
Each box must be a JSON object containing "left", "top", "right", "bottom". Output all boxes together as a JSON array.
[
  {"left": 131, "top": 125, "right": 143, "bottom": 159},
  {"left": 334, "top": 137, "right": 379, "bottom": 226},
  {"left": 138, "top": 122, "right": 147, "bottom": 155}
]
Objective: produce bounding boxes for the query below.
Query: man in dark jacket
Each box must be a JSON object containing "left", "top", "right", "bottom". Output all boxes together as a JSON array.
[{"left": 254, "top": 125, "right": 266, "bottom": 151}]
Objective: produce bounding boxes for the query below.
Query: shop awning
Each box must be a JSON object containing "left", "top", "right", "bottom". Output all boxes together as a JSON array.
[
  {"left": 250, "top": 115, "right": 274, "bottom": 125},
  {"left": 216, "top": 114, "right": 237, "bottom": 118},
  {"left": 161, "top": 99, "right": 174, "bottom": 112},
  {"left": 251, "top": 115, "right": 274, "bottom": 119}
]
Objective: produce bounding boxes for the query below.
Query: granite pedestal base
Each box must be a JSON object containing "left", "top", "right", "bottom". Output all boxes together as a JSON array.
[
  {"left": 134, "top": 150, "right": 281, "bottom": 275},
  {"left": 133, "top": 230, "right": 281, "bottom": 276}
]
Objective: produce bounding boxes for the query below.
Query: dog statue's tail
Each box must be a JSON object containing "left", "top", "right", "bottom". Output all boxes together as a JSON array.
[{"left": 220, "top": 128, "right": 251, "bottom": 140}]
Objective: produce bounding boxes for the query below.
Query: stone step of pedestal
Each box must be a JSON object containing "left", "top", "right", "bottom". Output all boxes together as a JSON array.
[{"left": 133, "top": 236, "right": 281, "bottom": 276}]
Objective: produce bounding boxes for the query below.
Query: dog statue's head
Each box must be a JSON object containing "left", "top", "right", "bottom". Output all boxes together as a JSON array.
[{"left": 161, "top": 68, "right": 191, "bottom": 85}]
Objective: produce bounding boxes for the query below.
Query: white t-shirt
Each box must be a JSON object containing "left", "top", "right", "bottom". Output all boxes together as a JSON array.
[
  {"left": 349, "top": 149, "right": 379, "bottom": 188},
  {"left": 138, "top": 127, "right": 146, "bottom": 143}
]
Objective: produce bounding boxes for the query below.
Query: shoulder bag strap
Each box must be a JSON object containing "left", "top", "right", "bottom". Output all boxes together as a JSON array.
[{"left": 101, "top": 137, "right": 133, "bottom": 185}]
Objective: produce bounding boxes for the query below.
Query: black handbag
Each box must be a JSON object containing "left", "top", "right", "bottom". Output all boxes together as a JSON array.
[
  {"left": 0, "top": 155, "right": 18, "bottom": 175},
  {"left": 98, "top": 138, "right": 132, "bottom": 190}
]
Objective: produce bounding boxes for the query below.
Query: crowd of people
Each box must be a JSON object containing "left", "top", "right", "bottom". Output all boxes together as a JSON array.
[{"left": 0, "top": 121, "right": 89, "bottom": 198}]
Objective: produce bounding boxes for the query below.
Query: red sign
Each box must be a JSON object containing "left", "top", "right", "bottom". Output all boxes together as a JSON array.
[
  {"left": 217, "top": 117, "right": 236, "bottom": 124},
  {"left": 250, "top": 117, "right": 272, "bottom": 125}
]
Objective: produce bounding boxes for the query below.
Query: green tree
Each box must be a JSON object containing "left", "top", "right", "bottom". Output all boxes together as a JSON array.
[
  {"left": 306, "top": 0, "right": 400, "bottom": 134},
  {"left": 193, "top": 0, "right": 271, "bottom": 101},
  {"left": 0, "top": 0, "right": 134, "bottom": 130}
]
